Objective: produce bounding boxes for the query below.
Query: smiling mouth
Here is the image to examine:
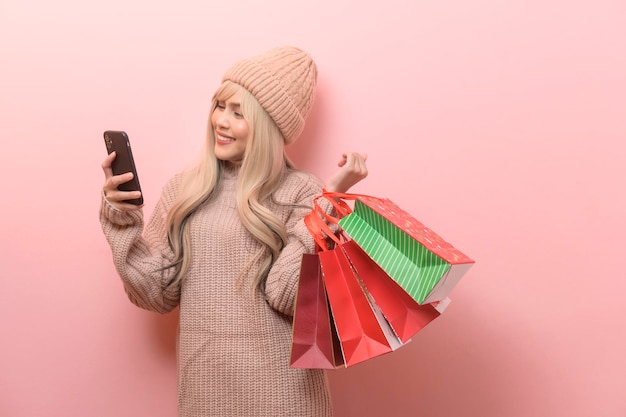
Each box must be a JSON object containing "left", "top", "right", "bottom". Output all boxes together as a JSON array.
[{"left": 216, "top": 133, "right": 235, "bottom": 143}]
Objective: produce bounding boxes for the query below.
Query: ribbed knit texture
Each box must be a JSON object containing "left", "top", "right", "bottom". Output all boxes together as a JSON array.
[
  {"left": 100, "top": 167, "right": 333, "bottom": 417},
  {"left": 222, "top": 46, "right": 318, "bottom": 145}
]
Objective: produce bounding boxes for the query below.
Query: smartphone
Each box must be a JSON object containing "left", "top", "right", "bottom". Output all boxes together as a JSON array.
[{"left": 103, "top": 130, "right": 144, "bottom": 205}]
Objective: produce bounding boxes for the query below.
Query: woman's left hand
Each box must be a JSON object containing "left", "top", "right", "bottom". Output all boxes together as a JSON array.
[{"left": 325, "top": 152, "right": 368, "bottom": 193}]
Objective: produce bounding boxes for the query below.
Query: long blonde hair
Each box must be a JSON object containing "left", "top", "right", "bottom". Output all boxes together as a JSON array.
[{"left": 165, "top": 81, "right": 296, "bottom": 292}]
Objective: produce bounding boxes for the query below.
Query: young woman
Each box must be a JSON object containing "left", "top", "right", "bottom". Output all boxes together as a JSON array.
[{"left": 100, "top": 46, "right": 367, "bottom": 417}]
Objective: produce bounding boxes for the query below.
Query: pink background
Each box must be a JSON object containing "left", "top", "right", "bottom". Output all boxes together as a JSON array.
[{"left": 1, "top": 0, "right": 625, "bottom": 416}]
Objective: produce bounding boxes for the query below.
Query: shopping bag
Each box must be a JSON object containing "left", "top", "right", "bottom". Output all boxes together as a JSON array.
[
  {"left": 310, "top": 197, "right": 447, "bottom": 343},
  {"left": 290, "top": 253, "right": 344, "bottom": 369},
  {"left": 340, "top": 239, "right": 443, "bottom": 343},
  {"left": 318, "top": 247, "right": 398, "bottom": 366},
  {"left": 304, "top": 210, "right": 401, "bottom": 367},
  {"left": 336, "top": 194, "right": 474, "bottom": 304}
]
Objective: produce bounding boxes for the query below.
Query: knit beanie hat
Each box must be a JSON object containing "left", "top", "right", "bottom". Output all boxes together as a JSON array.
[{"left": 222, "top": 46, "right": 318, "bottom": 145}]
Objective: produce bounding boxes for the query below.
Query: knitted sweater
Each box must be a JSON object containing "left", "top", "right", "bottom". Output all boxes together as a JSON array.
[{"left": 100, "top": 166, "right": 333, "bottom": 417}]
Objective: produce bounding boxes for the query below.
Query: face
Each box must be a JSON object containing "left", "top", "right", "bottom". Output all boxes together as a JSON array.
[{"left": 211, "top": 90, "right": 250, "bottom": 164}]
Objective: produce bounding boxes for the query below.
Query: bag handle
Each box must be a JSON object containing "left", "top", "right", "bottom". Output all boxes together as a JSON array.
[
  {"left": 305, "top": 190, "right": 377, "bottom": 251},
  {"left": 321, "top": 191, "right": 353, "bottom": 215},
  {"left": 312, "top": 189, "right": 375, "bottom": 220},
  {"left": 304, "top": 211, "right": 342, "bottom": 251},
  {"left": 320, "top": 190, "right": 376, "bottom": 205}
]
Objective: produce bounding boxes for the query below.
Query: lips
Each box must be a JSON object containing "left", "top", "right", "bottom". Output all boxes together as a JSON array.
[{"left": 216, "top": 131, "right": 235, "bottom": 144}]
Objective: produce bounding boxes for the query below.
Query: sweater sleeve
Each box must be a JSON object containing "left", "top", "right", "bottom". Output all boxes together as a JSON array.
[
  {"left": 99, "top": 176, "right": 181, "bottom": 314},
  {"left": 264, "top": 173, "right": 325, "bottom": 317}
]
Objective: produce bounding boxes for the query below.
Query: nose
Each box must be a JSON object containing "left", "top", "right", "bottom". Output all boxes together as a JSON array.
[{"left": 216, "top": 112, "right": 229, "bottom": 129}]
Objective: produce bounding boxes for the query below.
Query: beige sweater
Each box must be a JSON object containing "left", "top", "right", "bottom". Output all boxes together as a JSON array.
[{"left": 100, "top": 166, "right": 332, "bottom": 417}]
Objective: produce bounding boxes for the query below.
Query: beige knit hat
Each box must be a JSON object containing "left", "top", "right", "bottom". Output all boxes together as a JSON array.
[{"left": 222, "top": 46, "right": 318, "bottom": 145}]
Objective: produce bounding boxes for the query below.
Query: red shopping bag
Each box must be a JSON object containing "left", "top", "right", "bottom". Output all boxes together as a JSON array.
[
  {"left": 317, "top": 248, "right": 394, "bottom": 366},
  {"left": 290, "top": 253, "right": 344, "bottom": 369},
  {"left": 341, "top": 240, "right": 441, "bottom": 343},
  {"left": 304, "top": 209, "right": 401, "bottom": 367},
  {"left": 311, "top": 196, "right": 444, "bottom": 344}
]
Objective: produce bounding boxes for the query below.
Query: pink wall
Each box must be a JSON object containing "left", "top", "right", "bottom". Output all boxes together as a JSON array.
[{"left": 1, "top": 0, "right": 625, "bottom": 416}]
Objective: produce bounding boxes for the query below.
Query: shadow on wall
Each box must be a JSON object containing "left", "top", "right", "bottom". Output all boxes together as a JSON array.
[{"left": 327, "top": 296, "right": 541, "bottom": 417}]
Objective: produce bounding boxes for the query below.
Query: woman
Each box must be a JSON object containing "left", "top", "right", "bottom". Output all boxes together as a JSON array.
[{"left": 100, "top": 46, "right": 367, "bottom": 416}]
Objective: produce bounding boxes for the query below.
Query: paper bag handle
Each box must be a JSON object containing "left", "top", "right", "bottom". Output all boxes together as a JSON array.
[{"left": 306, "top": 190, "right": 377, "bottom": 251}]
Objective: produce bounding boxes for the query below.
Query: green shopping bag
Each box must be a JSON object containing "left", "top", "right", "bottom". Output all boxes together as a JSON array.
[{"left": 329, "top": 192, "right": 474, "bottom": 304}]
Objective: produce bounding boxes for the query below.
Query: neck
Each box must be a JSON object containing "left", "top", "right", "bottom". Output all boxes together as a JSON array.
[{"left": 222, "top": 161, "right": 241, "bottom": 179}]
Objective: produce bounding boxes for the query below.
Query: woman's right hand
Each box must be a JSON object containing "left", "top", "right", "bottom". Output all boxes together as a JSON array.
[{"left": 101, "top": 151, "right": 143, "bottom": 211}]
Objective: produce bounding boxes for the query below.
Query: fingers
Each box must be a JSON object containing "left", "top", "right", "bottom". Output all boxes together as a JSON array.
[
  {"left": 102, "top": 185, "right": 143, "bottom": 210},
  {"left": 101, "top": 152, "right": 143, "bottom": 210},
  {"left": 325, "top": 152, "right": 369, "bottom": 193},
  {"left": 342, "top": 152, "right": 368, "bottom": 178},
  {"left": 102, "top": 168, "right": 142, "bottom": 207},
  {"left": 337, "top": 152, "right": 367, "bottom": 167},
  {"left": 339, "top": 152, "right": 365, "bottom": 165},
  {"left": 102, "top": 151, "right": 116, "bottom": 178},
  {"left": 103, "top": 171, "right": 133, "bottom": 191}
]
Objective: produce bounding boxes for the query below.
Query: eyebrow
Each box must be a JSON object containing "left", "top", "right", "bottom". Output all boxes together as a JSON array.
[{"left": 218, "top": 99, "right": 241, "bottom": 108}]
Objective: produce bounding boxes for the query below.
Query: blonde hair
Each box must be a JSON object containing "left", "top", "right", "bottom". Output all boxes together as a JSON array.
[{"left": 165, "top": 81, "right": 296, "bottom": 292}]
